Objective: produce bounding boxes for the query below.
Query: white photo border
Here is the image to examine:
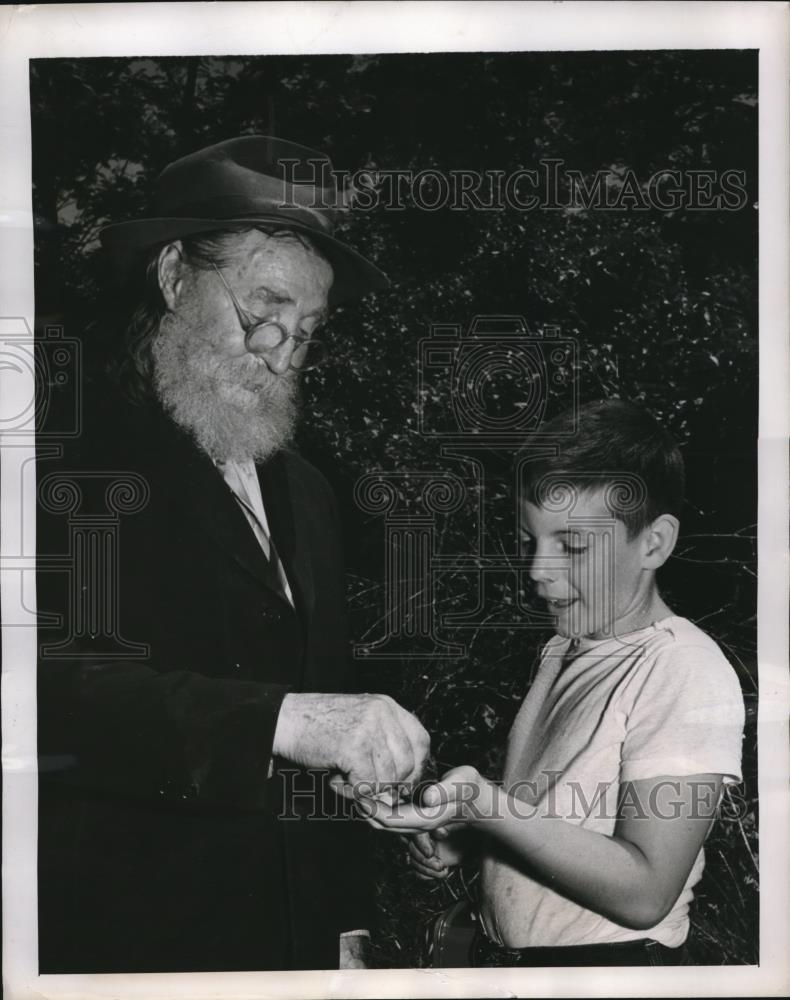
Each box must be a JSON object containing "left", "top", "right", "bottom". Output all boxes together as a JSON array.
[{"left": 1, "top": 3, "right": 787, "bottom": 998}]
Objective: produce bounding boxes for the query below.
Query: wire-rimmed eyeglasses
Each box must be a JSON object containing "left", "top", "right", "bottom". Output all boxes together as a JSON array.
[{"left": 210, "top": 263, "right": 327, "bottom": 372}]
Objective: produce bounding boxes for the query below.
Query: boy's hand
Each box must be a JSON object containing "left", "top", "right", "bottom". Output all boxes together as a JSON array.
[
  {"left": 360, "top": 765, "right": 497, "bottom": 833},
  {"left": 403, "top": 828, "right": 466, "bottom": 880},
  {"left": 404, "top": 832, "right": 450, "bottom": 880}
]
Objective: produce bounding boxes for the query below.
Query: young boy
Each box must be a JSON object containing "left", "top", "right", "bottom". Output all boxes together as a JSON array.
[{"left": 368, "top": 400, "right": 745, "bottom": 966}]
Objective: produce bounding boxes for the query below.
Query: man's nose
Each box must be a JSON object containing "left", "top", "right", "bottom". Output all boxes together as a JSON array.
[
  {"left": 245, "top": 321, "right": 296, "bottom": 374},
  {"left": 260, "top": 339, "right": 295, "bottom": 376}
]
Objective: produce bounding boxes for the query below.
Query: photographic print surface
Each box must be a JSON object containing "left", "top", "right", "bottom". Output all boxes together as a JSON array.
[
  {"left": 1, "top": 5, "right": 787, "bottom": 999},
  {"left": 30, "top": 47, "right": 758, "bottom": 968}
]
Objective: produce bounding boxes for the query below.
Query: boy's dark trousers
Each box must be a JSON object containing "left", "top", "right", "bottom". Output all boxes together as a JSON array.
[{"left": 427, "top": 901, "right": 690, "bottom": 967}]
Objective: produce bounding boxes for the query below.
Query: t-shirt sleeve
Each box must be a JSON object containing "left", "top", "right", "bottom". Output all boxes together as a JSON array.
[{"left": 620, "top": 640, "right": 745, "bottom": 784}]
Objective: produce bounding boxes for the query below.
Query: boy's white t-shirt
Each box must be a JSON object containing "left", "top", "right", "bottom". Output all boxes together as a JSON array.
[{"left": 479, "top": 616, "right": 745, "bottom": 949}]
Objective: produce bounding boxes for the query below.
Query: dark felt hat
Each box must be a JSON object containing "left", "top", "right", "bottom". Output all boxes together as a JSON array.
[{"left": 99, "top": 135, "right": 389, "bottom": 304}]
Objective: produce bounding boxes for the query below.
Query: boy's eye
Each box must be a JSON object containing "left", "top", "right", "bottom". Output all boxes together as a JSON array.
[
  {"left": 518, "top": 534, "right": 536, "bottom": 556},
  {"left": 559, "top": 538, "right": 588, "bottom": 555}
]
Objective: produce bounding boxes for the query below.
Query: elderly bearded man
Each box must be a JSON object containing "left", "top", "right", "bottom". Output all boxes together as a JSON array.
[{"left": 36, "top": 136, "right": 428, "bottom": 974}]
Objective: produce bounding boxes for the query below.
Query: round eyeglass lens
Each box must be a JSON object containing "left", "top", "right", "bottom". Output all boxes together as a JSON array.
[{"left": 291, "top": 340, "right": 327, "bottom": 371}]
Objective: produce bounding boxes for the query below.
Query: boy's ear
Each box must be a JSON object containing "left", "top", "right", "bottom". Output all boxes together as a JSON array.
[
  {"left": 641, "top": 514, "right": 679, "bottom": 569},
  {"left": 158, "top": 241, "right": 186, "bottom": 311}
]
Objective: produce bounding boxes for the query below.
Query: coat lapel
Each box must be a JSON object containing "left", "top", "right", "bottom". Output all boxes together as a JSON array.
[
  {"left": 258, "top": 453, "right": 315, "bottom": 624},
  {"left": 155, "top": 416, "right": 285, "bottom": 598},
  {"left": 144, "top": 407, "right": 314, "bottom": 615}
]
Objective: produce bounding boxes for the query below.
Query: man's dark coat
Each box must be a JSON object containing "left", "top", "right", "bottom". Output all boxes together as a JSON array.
[{"left": 37, "top": 399, "right": 373, "bottom": 973}]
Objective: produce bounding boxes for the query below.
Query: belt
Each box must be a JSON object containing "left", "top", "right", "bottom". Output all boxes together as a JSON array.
[{"left": 472, "top": 932, "right": 688, "bottom": 967}]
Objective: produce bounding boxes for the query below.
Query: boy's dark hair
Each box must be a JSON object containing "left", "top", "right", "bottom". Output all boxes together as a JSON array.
[{"left": 520, "top": 399, "right": 685, "bottom": 538}]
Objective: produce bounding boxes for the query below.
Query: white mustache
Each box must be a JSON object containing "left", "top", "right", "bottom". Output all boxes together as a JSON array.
[{"left": 216, "top": 356, "right": 297, "bottom": 394}]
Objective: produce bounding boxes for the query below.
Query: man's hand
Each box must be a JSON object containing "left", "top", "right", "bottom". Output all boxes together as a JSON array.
[{"left": 272, "top": 693, "right": 430, "bottom": 798}]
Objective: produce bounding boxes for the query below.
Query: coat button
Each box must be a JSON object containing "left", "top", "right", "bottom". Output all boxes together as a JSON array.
[{"left": 261, "top": 607, "right": 282, "bottom": 623}]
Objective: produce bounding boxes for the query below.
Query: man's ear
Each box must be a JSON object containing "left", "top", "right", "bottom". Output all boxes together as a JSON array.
[
  {"left": 641, "top": 514, "right": 679, "bottom": 570},
  {"left": 158, "top": 241, "right": 185, "bottom": 311}
]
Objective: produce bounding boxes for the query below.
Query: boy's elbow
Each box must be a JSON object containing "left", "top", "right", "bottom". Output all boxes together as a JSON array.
[
  {"left": 617, "top": 905, "right": 665, "bottom": 932},
  {"left": 614, "top": 891, "right": 675, "bottom": 931}
]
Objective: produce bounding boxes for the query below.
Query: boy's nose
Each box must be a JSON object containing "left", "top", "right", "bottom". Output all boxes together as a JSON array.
[
  {"left": 528, "top": 552, "right": 564, "bottom": 584},
  {"left": 528, "top": 559, "right": 556, "bottom": 584}
]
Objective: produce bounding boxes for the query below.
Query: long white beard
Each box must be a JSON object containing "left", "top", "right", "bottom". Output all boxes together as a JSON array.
[{"left": 151, "top": 321, "right": 300, "bottom": 464}]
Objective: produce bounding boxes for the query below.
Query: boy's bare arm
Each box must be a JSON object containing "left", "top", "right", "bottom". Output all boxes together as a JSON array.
[{"left": 364, "top": 767, "right": 724, "bottom": 930}]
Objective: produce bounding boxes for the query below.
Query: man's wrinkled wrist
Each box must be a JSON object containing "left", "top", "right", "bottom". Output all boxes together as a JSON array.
[{"left": 272, "top": 692, "right": 298, "bottom": 758}]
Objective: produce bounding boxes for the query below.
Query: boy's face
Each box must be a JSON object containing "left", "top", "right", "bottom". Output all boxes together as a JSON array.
[{"left": 520, "top": 487, "right": 653, "bottom": 640}]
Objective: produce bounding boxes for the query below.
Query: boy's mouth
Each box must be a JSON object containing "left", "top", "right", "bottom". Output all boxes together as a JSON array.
[{"left": 545, "top": 597, "right": 577, "bottom": 610}]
